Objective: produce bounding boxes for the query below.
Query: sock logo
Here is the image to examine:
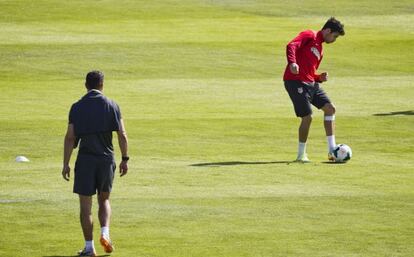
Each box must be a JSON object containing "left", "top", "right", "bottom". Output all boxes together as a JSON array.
[{"left": 298, "top": 87, "right": 303, "bottom": 94}]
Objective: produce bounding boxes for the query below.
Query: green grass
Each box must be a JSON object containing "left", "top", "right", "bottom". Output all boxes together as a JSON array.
[{"left": 0, "top": 1, "right": 413, "bottom": 256}]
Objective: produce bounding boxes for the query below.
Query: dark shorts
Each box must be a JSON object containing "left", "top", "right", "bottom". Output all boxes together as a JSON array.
[
  {"left": 73, "top": 154, "right": 116, "bottom": 196},
  {"left": 284, "top": 80, "right": 331, "bottom": 117}
]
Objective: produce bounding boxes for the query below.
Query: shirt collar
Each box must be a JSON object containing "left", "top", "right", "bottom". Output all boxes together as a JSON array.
[
  {"left": 88, "top": 89, "right": 102, "bottom": 94},
  {"left": 86, "top": 89, "right": 102, "bottom": 95},
  {"left": 83, "top": 89, "right": 102, "bottom": 98},
  {"left": 316, "top": 30, "right": 324, "bottom": 44}
]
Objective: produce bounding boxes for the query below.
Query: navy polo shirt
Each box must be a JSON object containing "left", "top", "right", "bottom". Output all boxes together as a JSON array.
[{"left": 69, "top": 89, "right": 122, "bottom": 158}]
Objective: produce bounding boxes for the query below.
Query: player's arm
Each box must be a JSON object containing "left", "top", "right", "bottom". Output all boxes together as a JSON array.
[
  {"left": 286, "top": 31, "right": 314, "bottom": 74},
  {"left": 62, "top": 123, "right": 75, "bottom": 181},
  {"left": 315, "top": 72, "right": 328, "bottom": 83},
  {"left": 314, "top": 56, "right": 328, "bottom": 83},
  {"left": 117, "top": 119, "right": 129, "bottom": 177}
]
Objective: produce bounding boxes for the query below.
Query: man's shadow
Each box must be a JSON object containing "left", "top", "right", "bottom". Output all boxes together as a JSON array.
[
  {"left": 44, "top": 255, "right": 110, "bottom": 257},
  {"left": 190, "top": 160, "right": 292, "bottom": 167},
  {"left": 373, "top": 110, "right": 414, "bottom": 116},
  {"left": 191, "top": 161, "right": 349, "bottom": 166},
  {"left": 321, "top": 161, "right": 347, "bottom": 165}
]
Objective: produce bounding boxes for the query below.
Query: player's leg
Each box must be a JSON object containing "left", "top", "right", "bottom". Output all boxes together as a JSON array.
[
  {"left": 79, "top": 195, "right": 93, "bottom": 241},
  {"left": 74, "top": 155, "right": 97, "bottom": 256},
  {"left": 284, "top": 81, "right": 312, "bottom": 162},
  {"left": 297, "top": 114, "right": 312, "bottom": 161},
  {"left": 299, "top": 114, "right": 312, "bottom": 143},
  {"left": 96, "top": 159, "right": 116, "bottom": 253},
  {"left": 312, "top": 85, "right": 336, "bottom": 160},
  {"left": 322, "top": 103, "right": 336, "bottom": 160},
  {"left": 322, "top": 103, "right": 336, "bottom": 136},
  {"left": 78, "top": 195, "right": 97, "bottom": 256},
  {"left": 98, "top": 192, "right": 111, "bottom": 237}
]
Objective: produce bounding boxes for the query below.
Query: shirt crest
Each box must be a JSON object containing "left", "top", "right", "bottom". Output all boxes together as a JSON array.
[{"left": 310, "top": 47, "right": 321, "bottom": 60}]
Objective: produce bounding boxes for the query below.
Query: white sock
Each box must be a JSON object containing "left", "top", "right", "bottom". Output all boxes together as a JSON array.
[
  {"left": 101, "top": 226, "right": 110, "bottom": 238},
  {"left": 327, "top": 135, "right": 336, "bottom": 153},
  {"left": 298, "top": 142, "right": 307, "bottom": 156},
  {"left": 85, "top": 240, "right": 94, "bottom": 250}
]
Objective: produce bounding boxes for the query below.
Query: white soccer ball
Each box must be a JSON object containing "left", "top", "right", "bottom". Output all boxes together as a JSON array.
[{"left": 332, "top": 144, "right": 352, "bottom": 162}]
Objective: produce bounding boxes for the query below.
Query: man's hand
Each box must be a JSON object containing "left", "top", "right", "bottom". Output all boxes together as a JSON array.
[
  {"left": 63, "top": 124, "right": 75, "bottom": 181},
  {"left": 62, "top": 165, "right": 70, "bottom": 181},
  {"left": 119, "top": 160, "right": 128, "bottom": 177},
  {"left": 289, "top": 63, "right": 299, "bottom": 74},
  {"left": 320, "top": 72, "right": 328, "bottom": 82}
]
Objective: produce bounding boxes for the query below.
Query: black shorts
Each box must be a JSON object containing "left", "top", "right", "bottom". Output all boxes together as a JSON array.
[
  {"left": 284, "top": 80, "right": 331, "bottom": 117},
  {"left": 73, "top": 154, "right": 116, "bottom": 196}
]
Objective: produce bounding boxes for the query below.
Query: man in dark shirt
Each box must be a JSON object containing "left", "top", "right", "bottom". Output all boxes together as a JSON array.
[
  {"left": 62, "top": 71, "right": 129, "bottom": 256},
  {"left": 283, "top": 17, "right": 345, "bottom": 162}
]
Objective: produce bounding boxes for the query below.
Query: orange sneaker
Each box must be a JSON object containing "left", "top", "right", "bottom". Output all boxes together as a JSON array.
[
  {"left": 328, "top": 152, "right": 336, "bottom": 162},
  {"left": 100, "top": 235, "right": 114, "bottom": 253},
  {"left": 78, "top": 248, "right": 97, "bottom": 257}
]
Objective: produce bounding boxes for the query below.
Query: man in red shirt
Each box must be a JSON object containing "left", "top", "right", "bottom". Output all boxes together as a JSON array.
[{"left": 283, "top": 17, "right": 345, "bottom": 162}]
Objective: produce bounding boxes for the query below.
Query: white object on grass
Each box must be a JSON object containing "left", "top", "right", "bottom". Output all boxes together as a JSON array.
[{"left": 15, "top": 156, "right": 30, "bottom": 162}]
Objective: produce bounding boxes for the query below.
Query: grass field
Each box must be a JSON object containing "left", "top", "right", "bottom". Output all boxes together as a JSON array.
[{"left": 0, "top": 1, "right": 413, "bottom": 256}]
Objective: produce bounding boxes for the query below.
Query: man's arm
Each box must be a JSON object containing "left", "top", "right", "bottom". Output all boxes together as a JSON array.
[
  {"left": 315, "top": 72, "right": 328, "bottom": 83},
  {"left": 286, "top": 31, "right": 314, "bottom": 74},
  {"left": 62, "top": 124, "right": 75, "bottom": 181},
  {"left": 117, "top": 119, "right": 129, "bottom": 177}
]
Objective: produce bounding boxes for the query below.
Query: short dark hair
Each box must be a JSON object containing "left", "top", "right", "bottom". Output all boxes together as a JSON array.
[
  {"left": 322, "top": 17, "right": 345, "bottom": 36},
  {"left": 85, "top": 70, "right": 104, "bottom": 89}
]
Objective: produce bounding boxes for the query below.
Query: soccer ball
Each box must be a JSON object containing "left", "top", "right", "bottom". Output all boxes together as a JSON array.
[{"left": 332, "top": 144, "right": 352, "bottom": 162}]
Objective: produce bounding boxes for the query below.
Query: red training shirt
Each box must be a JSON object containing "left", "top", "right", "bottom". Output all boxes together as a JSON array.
[{"left": 283, "top": 30, "right": 324, "bottom": 83}]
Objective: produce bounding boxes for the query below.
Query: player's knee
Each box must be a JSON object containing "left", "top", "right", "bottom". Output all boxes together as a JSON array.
[
  {"left": 324, "top": 103, "right": 336, "bottom": 115},
  {"left": 301, "top": 114, "right": 312, "bottom": 123},
  {"left": 331, "top": 104, "right": 336, "bottom": 114},
  {"left": 98, "top": 193, "right": 110, "bottom": 204}
]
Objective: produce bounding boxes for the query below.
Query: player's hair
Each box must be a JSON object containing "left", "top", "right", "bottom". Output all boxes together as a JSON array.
[
  {"left": 322, "top": 17, "right": 345, "bottom": 36},
  {"left": 85, "top": 70, "right": 104, "bottom": 89}
]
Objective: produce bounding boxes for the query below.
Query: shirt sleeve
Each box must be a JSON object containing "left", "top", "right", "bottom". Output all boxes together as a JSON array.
[
  {"left": 68, "top": 104, "right": 79, "bottom": 147},
  {"left": 112, "top": 103, "right": 122, "bottom": 131},
  {"left": 286, "top": 30, "right": 314, "bottom": 64},
  {"left": 313, "top": 54, "right": 324, "bottom": 82},
  {"left": 68, "top": 104, "right": 75, "bottom": 124},
  {"left": 314, "top": 74, "right": 322, "bottom": 83}
]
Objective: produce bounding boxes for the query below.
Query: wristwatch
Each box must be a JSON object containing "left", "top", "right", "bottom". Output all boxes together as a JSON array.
[{"left": 122, "top": 156, "right": 130, "bottom": 162}]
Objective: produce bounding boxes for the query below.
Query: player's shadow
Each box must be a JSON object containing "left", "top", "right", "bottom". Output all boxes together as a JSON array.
[
  {"left": 190, "top": 160, "right": 292, "bottom": 167},
  {"left": 373, "top": 110, "right": 414, "bottom": 116},
  {"left": 321, "top": 161, "right": 347, "bottom": 165},
  {"left": 43, "top": 255, "right": 110, "bottom": 257}
]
